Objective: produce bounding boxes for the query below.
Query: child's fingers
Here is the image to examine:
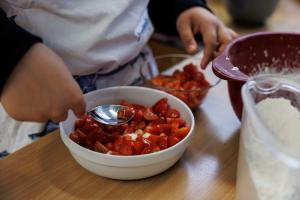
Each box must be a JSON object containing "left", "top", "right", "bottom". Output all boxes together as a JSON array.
[
  {"left": 216, "top": 26, "right": 239, "bottom": 54},
  {"left": 70, "top": 94, "right": 86, "bottom": 119},
  {"left": 50, "top": 109, "right": 69, "bottom": 123},
  {"left": 200, "top": 28, "right": 218, "bottom": 69},
  {"left": 177, "top": 19, "right": 198, "bottom": 53}
]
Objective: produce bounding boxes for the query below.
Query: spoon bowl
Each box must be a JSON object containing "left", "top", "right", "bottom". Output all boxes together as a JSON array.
[{"left": 88, "top": 105, "right": 134, "bottom": 125}]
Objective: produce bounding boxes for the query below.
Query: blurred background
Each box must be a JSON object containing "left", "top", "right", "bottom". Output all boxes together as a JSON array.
[
  {"left": 149, "top": 0, "right": 300, "bottom": 55},
  {"left": 208, "top": 0, "right": 300, "bottom": 34}
]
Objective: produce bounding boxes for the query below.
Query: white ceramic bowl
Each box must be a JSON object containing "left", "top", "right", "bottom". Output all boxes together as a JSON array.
[{"left": 60, "top": 86, "right": 195, "bottom": 180}]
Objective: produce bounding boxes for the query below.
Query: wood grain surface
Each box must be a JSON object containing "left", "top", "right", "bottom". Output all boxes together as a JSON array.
[
  {"left": 0, "top": 76, "right": 240, "bottom": 200},
  {"left": 1, "top": 0, "right": 299, "bottom": 199}
]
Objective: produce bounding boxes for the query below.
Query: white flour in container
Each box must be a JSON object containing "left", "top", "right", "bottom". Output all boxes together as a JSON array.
[{"left": 236, "top": 97, "right": 300, "bottom": 200}]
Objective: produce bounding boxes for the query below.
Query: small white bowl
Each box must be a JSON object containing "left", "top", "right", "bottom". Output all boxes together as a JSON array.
[{"left": 60, "top": 86, "right": 195, "bottom": 180}]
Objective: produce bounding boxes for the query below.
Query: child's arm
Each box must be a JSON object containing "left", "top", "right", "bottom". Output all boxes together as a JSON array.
[
  {"left": 148, "top": 0, "right": 237, "bottom": 68},
  {"left": 0, "top": 9, "right": 86, "bottom": 122}
]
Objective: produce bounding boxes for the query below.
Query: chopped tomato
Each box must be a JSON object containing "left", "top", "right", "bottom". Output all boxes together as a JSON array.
[
  {"left": 167, "top": 118, "right": 186, "bottom": 128},
  {"left": 69, "top": 98, "right": 190, "bottom": 156},
  {"left": 133, "top": 140, "right": 144, "bottom": 154},
  {"left": 69, "top": 132, "right": 80, "bottom": 144},
  {"left": 157, "top": 135, "right": 168, "bottom": 149},
  {"left": 167, "top": 136, "right": 180, "bottom": 147},
  {"left": 133, "top": 109, "right": 144, "bottom": 123},
  {"left": 150, "top": 117, "right": 166, "bottom": 125},
  {"left": 152, "top": 98, "right": 169, "bottom": 116},
  {"left": 119, "top": 144, "right": 134, "bottom": 155},
  {"left": 144, "top": 124, "right": 171, "bottom": 135},
  {"left": 166, "top": 109, "right": 180, "bottom": 118},
  {"left": 94, "top": 141, "right": 108, "bottom": 153},
  {"left": 149, "top": 63, "right": 210, "bottom": 110},
  {"left": 152, "top": 146, "right": 161, "bottom": 152},
  {"left": 147, "top": 134, "right": 160, "bottom": 145},
  {"left": 173, "top": 127, "right": 190, "bottom": 139},
  {"left": 143, "top": 108, "right": 158, "bottom": 121},
  {"left": 141, "top": 147, "right": 152, "bottom": 154}
]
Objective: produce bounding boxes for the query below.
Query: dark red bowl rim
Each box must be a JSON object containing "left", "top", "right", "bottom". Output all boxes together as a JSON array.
[{"left": 212, "top": 31, "right": 300, "bottom": 83}]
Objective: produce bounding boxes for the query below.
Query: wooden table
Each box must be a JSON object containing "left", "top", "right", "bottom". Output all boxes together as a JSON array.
[
  {"left": 0, "top": 0, "right": 299, "bottom": 199},
  {"left": 0, "top": 77, "right": 240, "bottom": 200}
]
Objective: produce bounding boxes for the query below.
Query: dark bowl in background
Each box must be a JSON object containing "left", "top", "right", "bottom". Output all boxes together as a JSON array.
[
  {"left": 224, "top": 0, "right": 279, "bottom": 26},
  {"left": 212, "top": 32, "right": 300, "bottom": 120}
]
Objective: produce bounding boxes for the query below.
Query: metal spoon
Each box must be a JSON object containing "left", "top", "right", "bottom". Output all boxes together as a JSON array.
[{"left": 88, "top": 105, "right": 134, "bottom": 125}]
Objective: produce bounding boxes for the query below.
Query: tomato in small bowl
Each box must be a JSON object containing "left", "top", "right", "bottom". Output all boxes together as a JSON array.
[{"left": 140, "top": 54, "right": 220, "bottom": 110}]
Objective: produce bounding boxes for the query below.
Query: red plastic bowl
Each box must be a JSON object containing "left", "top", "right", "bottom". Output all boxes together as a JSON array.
[{"left": 212, "top": 32, "right": 300, "bottom": 119}]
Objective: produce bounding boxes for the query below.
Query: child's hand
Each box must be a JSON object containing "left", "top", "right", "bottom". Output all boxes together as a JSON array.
[
  {"left": 0, "top": 43, "right": 86, "bottom": 122},
  {"left": 176, "top": 6, "right": 237, "bottom": 68}
]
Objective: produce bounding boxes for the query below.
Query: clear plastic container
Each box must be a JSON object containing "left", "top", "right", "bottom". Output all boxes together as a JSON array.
[{"left": 236, "top": 74, "right": 300, "bottom": 200}]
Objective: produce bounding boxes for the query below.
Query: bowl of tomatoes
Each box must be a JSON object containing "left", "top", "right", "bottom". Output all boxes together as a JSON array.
[
  {"left": 140, "top": 54, "right": 220, "bottom": 110},
  {"left": 60, "top": 86, "right": 194, "bottom": 180}
]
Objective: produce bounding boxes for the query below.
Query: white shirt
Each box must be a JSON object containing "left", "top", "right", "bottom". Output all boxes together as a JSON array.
[{"left": 1, "top": 0, "right": 154, "bottom": 75}]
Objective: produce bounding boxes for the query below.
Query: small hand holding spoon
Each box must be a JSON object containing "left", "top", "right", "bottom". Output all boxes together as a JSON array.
[{"left": 88, "top": 105, "right": 135, "bottom": 125}]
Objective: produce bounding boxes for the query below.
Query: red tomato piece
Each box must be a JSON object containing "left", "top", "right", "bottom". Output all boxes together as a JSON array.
[
  {"left": 112, "top": 137, "right": 123, "bottom": 152},
  {"left": 141, "top": 147, "right": 152, "bottom": 154},
  {"left": 81, "top": 121, "right": 99, "bottom": 134},
  {"left": 173, "top": 127, "right": 190, "bottom": 139},
  {"left": 119, "top": 144, "right": 134, "bottom": 155},
  {"left": 69, "top": 132, "right": 80, "bottom": 144},
  {"left": 133, "top": 109, "right": 144, "bottom": 123},
  {"left": 165, "top": 79, "right": 181, "bottom": 90},
  {"left": 149, "top": 117, "right": 166, "bottom": 125},
  {"left": 105, "top": 142, "right": 113, "bottom": 150},
  {"left": 111, "top": 131, "right": 121, "bottom": 141},
  {"left": 117, "top": 107, "right": 134, "bottom": 121},
  {"left": 166, "top": 118, "right": 186, "bottom": 128},
  {"left": 183, "top": 80, "right": 199, "bottom": 90},
  {"left": 144, "top": 124, "right": 171, "bottom": 135},
  {"left": 166, "top": 109, "right": 180, "bottom": 118},
  {"left": 173, "top": 69, "right": 189, "bottom": 82},
  {"left": 157, "top": 135, "right": 168, "bottom": 149},
  {"left": 143, "top": 108, "right": 158, "bottom": 121},
  {"left": 136, "top": 121, "right": 146, "bottom": 129},
  {"left": 183, "top": 63, "right": 198, "bottom": 75},
  {"left": 152, "top": 146, "right": 161, "bottom": 152},
  {"left": 123, "top": 135, "right": 135, "bottom": 147},
  {"left": 147, "top": 134, "right": 160, "bottom": 145},
  {"left": 151, "top": 75, "right": 172, "bottom": 86},
  {"left": 75, "top": 129, "right": 87, "bottom": 140},
  {"left": 152, "top": 98, "right": 169, "bottom": 116},
  {"left": 124, "top": 124, "right": 136, "bottom": 135},
  {"left": 94, "top": 141, "right": 108, "bottom": 153},
  {"left": 133, "top": 139, "right": 144, "bottom": 154},
  {"left": 85, "top": 139, "right": 94, "bottom": 150},
  {"left": 142, "top": 138, "right": 151, "bottom": 148},
  {"left": 167, "top": 136, "right": 180, "bottom": 147}
]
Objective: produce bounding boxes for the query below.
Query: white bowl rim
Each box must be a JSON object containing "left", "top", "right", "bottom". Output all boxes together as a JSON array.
[{"left": 60, "top": 86, "right": 195, "bottom": 165}]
